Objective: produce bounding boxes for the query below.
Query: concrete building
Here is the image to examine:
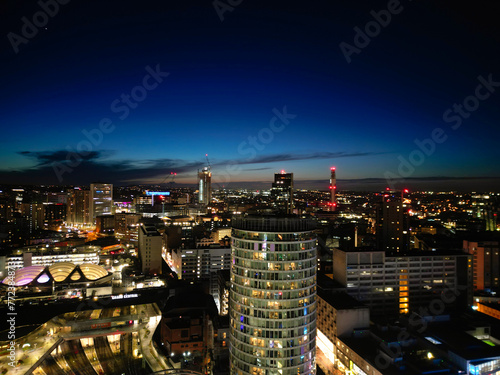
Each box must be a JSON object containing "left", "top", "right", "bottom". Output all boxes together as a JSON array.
[
  {"left": 89, "top": 183, "right": 113, "bottom": 222},
  {"left": 376, "top": 190, "right": 409, "bottom": 253},
  {"left": 44, "top": 203, "right": 66, "bottom": 228},
  {"left": 464, "top": 239, "right": 500, "bottom": 291},
  {"left": 332, "top": 248, "right": 472, "bottom": 317},
  {"left": 316, "top": 289, "right": 370, "bottom": 375},
  {"left": 170, "top": 245, "right": 231, "bottom": 308},
  {"left": 66, "top": 188, "right": 90, "bottom": 225},
  {"left": 230, "top": 216, "right": 317, "bottom": 375},
  {"left": 20, "top": 203, "right": 45, "bottom": 233},
  {"left": 271, "top": 171, "right": 294, "bottom": 214},
  {"left": 212, "top": 227, "right": 232, "bottom": 242},
  {"left": 171, "top": 246, "right": 231, "bottom": 282},
  {"left": 95, "top": 214, "right": 115, "bottom": 234},
  {"left": 138, "top": 224, "right": 163, "bottom": 275},
  {"left": 114, "top": 213, "right": 141, "bottom": 242},
  {"left": 160, "top": 288, "right": 218, "bottom": 373}
]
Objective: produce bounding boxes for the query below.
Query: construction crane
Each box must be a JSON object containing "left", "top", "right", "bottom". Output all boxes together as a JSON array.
[
  {"left": 161, "top": 172, "right": 177, "bottom": 185},
  {"left": 205, "top": 153, "right": 211, "bottom": 170}
]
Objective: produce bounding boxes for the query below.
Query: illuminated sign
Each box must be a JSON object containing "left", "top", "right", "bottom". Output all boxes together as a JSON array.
[
  {"left": 91, "top": 322, "right": 111, "bottom": 329},
  {"left": 111, "top": 293, "right": 138, "bottom": 300},
  {"left": 145, "top": 191, "right": 170, "bottom": 196}
]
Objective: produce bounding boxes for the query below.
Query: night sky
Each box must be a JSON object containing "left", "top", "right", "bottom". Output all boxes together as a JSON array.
[{"left": 1, "top": 1, "right": 499, "bottom": 191}]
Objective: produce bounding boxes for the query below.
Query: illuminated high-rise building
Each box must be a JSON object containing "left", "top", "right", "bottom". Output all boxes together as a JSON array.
[
  {"left": 198, "top": 167, "right": 212, "bottom": 205},
  {"left": 230, "top": 216, "right": 317, "bottom": 375},
  {"left": 89, "top": 183, "right": 113, "bottom": 223},
  {"left": 20, "top": 203, "right": 45, "bottom": 233},
  {"left": 271, "top": 170, "right": 294, "bottom": 214},
  {"left": 67, "top": 188, "right": 90, "bottom": 225},
  {"left": 376, "top": 189, "right": 409, "bottom": 253},
  {"left": 329, "top": 167, "right": 337, "bottom": 211}
]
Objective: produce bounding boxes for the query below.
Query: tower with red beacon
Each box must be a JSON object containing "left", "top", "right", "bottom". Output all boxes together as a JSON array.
[{"left": 329, "top": 167, "right": 337, "bottom": 211}]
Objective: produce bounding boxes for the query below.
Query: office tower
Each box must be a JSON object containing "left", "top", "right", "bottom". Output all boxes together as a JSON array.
[
  {"left": 329, "top": 167, "right": 337, "bottom": 211},
  {"left": 464, "top": 239, "right": 500, "bottom": 291},
  {"left": 89, "top": 183, "right": 113, "bottom": 222},
  {"left": 171, "top": 246, "right": 231, "bottom": 282},
  {"left": 332, "top": 248, "right": 472, "bottom": 317},
  {"left": 0, "top": 194, "right": 14, "bottom": 223},
  {"left": 67, "top": 188, "right": 90, "bottom": 225},
  {"left": 230, "top": 216, "right": 317, "bottom": 375},
  {"left": 198, "top": 167, "right": 212, "bottom": 205},
  {"left": 376, "top": 189, "right": 409, "bottom": 253},
  {"left": 114, "top": 213, "right": 141, "bottom": 242},
  {"left": 138, "top": 224, "right": 163, "bottom": 275},
  {"left": 271, "top": 170, "right": 294, "bottom": 214},
  {"left": 20, "top": 203, "right": 45, "bottom": 233}
]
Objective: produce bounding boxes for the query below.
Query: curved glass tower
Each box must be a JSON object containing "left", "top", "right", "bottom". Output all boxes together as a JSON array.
[{"left": 230, "top": 216, "right": 317, "bottom": 375}]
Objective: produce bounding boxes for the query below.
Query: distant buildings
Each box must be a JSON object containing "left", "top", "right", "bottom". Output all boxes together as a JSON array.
[
  {"left": 198, "top": 167, "right": 212, "bottom": 205},
  {"left": 271, "top": 170, "right": 294, "bottom": 214},
  {"left": 89, "top": 183, "right": 113, "bottom": 222},
  {"left": 230, "top": 215, "right": 317, "bottom": 375},
  {"left": 138, "top": 224, "right": 163, "bottom": 275}
]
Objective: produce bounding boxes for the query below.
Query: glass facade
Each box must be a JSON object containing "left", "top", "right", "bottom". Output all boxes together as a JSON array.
[{"left": 230, "top": 217, "right": 317, "bottom": 375}]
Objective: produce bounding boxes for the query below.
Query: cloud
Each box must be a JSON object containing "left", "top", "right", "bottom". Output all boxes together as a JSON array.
[
  {"left": 215, "top": 151, "right": 388, "bottom": 166},
  {"left": 18, "top": 150, "right": 107, "bottom": 166},
  {"left": 1, "top": 150, "right": 205, "bottom": 185},
  {"left": 3, "top": 149, "right": 498, "bottom": 192},
  {"left": 242, "top": 167, "right": 272, "bottom": 171}
]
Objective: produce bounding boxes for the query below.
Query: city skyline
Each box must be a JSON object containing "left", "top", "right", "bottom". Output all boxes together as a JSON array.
[{"left": 1, "top": 1, "right": 500, "bottom": 191}]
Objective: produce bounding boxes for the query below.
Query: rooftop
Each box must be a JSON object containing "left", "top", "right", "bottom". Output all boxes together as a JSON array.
[
  {"left": 231, "top": 215, "right": 317, "bottom": 232},
  {"left": 317, "top": 289, "right": 368, "bottom": 311}
]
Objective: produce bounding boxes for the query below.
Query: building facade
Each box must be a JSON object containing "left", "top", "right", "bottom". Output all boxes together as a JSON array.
[
  {"left": 20, "top": 203, "right": 45, "bottom": 233},
  {"left": 67, "top": 188, "right": 90, "bottom": 225},
  {"left": 89, "top": 183, "right": 113, "bottom": 222},
  {"left": 230, "top": 216, "right": 317, "bottom": 375},
  {"left": 198, "top": 167, "right": 212, "bottom": 205},
  {"left": 271, "top": 171, "right": 294, "bottom": 214},
  {"left": 333, "top": 248, "right": 472, "bottom": 317},
  {"left": 375, "top": 190, "right": 409, "bottom": 253},
  {"left": 138, "top": 225, "right": 163, "bottom": 275},
  {"left": 464, "top": 239, "right": 500, "bottom": 291}
]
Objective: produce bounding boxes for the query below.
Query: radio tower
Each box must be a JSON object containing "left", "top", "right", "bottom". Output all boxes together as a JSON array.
[{"left": 329, "top": 166, "right": 337, "bottom": 211}]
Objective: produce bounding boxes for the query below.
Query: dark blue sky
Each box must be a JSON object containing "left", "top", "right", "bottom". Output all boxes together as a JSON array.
[{"left": 1, "top": 1, "right": 499, "bottom": 190}]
